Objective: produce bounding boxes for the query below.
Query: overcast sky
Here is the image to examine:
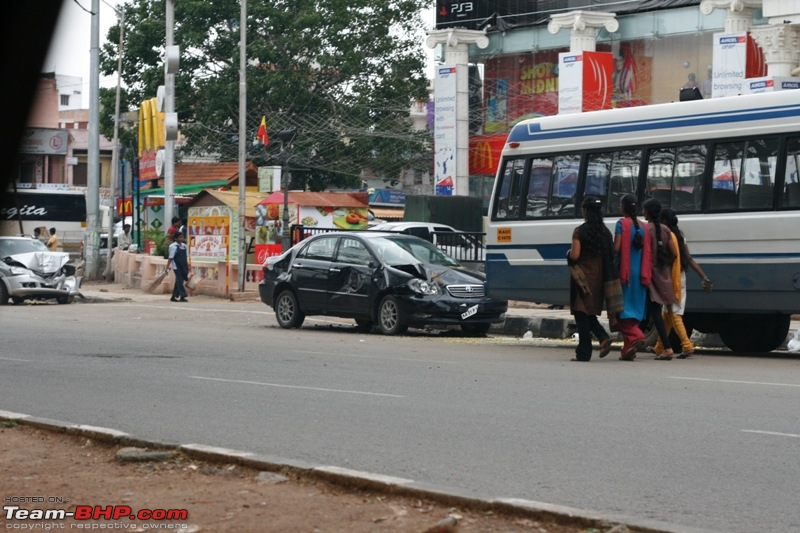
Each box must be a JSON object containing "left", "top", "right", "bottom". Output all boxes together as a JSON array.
[{"left": 44, "top": 1, "right": 435, "bottom": 101}]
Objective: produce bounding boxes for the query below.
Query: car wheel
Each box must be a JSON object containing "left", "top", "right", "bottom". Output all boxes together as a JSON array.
[
  {"left": 275, "top": 289, "right": 305, "bottom": 329},
  {"left": 0, "top": 282, "right": 9, "bottom": 305},
  {"left": 461, "top": 323, "right": 491, "bottom": 337},
  {"left": 354, "top": 319, "right": 373, "bottom": 332},
  {"left": 57, "top": 295, "right": 74, "bottom": 304},
  {"left": 11, "top": 297, "right": 25, "bottom": 305},
  {"left": 378, "top": 295, "right": 407, "bottom": 335}
]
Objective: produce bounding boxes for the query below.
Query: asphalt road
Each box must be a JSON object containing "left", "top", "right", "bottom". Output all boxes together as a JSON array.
[{"left": 2, "top": 298, "right": 799, "bottom": 532}]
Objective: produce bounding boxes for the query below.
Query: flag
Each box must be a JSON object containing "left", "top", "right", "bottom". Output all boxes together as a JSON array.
[{"left": 257, "top": 116, "right": 269, "bottom": 146}]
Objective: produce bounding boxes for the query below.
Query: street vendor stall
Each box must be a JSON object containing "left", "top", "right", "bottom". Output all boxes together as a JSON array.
[{"left": 255, "top": 191, "right": 369, "bottom": 261}]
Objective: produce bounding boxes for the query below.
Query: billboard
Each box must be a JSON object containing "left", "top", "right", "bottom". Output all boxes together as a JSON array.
[
  {"left": 434, "top": 66, "right": 458, "bottom": 196},
  {"left": 558, "top": 51, "right": 613, "bottom": 115}
]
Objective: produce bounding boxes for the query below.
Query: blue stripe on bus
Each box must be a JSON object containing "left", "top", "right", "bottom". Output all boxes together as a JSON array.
[
  {"left": 487, "top": 249, "right": 800, "bottom": 260},
  {"left": 507, "top": 104, "right": 800, "bottom": 144}
]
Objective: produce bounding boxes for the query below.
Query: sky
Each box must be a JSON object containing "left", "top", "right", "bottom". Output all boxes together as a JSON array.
[
  {"left": 44, "top": 0, "right": 124, "bottom": 99},
  {"left": 44, "top": 0, "right": 436, "bottom": 102}
]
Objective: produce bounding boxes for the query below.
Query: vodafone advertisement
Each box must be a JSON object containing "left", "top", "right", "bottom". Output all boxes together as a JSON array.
[{"left": 558, "top": 51, "right": 613, "bottom": 115}]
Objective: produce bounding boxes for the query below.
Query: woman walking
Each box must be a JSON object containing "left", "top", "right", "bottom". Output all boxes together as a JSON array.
[
  {"left": 653, "top": 208, "right": 713, "bottom": 358},
  {"left": 567, "top": 196, "right": 613, "bottom": 361},
  {"left": 613, "top": 194, "right": 650, "bottom": 360},
  {"left": 642, "top": 198, "right": 679, "bottom": 360}
]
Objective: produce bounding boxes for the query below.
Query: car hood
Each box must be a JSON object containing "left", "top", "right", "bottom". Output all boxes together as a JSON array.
[
  {"left": 5, "top": 252, "right": 71, "bottom": 274},
  {"left": 387, "top": 263, "right": 484, "bottom": 285}
]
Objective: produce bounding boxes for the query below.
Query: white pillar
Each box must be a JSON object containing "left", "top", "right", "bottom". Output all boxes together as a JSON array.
[
  {"left": 547, "top": 11, "right": 619, "bottom": 53},
  {"left": 699, "top": 0, "right": 761, "bottom": 32},
  {"left": 749, "top": 24, "right": 800, "bottom": 77},
  {"left": 426, "top": 29, "right": 488, "bottom": 197}
]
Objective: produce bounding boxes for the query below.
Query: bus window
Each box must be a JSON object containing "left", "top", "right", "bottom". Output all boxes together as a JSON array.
[
  {"left": 645, "top": 144, "right": 705, "bottom": 212},
  {"left": 524, "top": 157, "right": 553, "bottom": 218},
  {"left": 588, "top": 150, "right": 640, "bottom": 215},
  {"left": 552, "top": 155, "right": 579, "bottom": 215},
  {"left": 710, "top": 142, "right": 741, "bottom": 209},
  {"left": 783, "top": 137, "right": 800, "bottom": 208},
  {"left": 737, "top": 138, "right": 779, "bottom": 209},
  {"left": 493, "top": 158, "right": 525, "bottom": 220}
]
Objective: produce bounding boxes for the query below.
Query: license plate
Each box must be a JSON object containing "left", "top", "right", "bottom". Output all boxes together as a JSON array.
[{"left": 461, "top": 304, "right": 478, "bottom": 320}]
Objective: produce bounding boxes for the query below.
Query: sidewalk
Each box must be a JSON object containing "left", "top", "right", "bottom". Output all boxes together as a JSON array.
[{"left": 77, "top": 281, "right": 799, "bottom": 349}]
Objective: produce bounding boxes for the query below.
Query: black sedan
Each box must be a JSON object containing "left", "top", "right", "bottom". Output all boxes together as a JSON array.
[{"left": 259, "top": 232, "right": 507, "bottom": 335}]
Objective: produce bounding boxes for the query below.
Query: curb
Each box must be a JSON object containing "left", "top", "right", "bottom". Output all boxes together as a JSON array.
[{"left": 0, "top": 410, "right": 718, "bottom": 533}]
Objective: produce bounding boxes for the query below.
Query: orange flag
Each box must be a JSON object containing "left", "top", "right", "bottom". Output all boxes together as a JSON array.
[{"left": 257, "top": 116, "right": 269, "bottom": 146}]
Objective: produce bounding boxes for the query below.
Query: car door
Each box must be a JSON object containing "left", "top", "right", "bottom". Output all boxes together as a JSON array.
[
  {"left": 290, "top": 236, "right": 337, "bottom": 311},
  {"left": 326, "top": 236, "right": 376, "bottom": 317}
]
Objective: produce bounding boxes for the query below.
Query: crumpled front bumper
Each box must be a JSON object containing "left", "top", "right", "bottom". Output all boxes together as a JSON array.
[{"left": 5, "top": 272, "right": 83, "bottom": 300}]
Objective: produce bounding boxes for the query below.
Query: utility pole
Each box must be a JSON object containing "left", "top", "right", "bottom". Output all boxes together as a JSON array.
[
  {"left": 237, "top": 0, "right": 247, "bottom": 292},
  {"left": 104, "top": 8, "right": 125, "bottom": 279},
  {"left": 164, "top": 0, "right": 176, "bottom": 234},
  {"left": 85, "top": 0, "right": 101, "bottom": 279}
]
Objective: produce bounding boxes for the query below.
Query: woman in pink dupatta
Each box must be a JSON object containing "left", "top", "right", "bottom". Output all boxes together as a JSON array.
[{"left": 613, "top": 194, "right": 651, "bottom": 360}]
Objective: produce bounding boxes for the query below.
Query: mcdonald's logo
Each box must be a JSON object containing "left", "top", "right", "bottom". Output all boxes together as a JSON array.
[
  {"left": 117, "top": 198, "right": 133, "bottom": 217},
  {"left": 469, "top": 134, "right": 506, "bottom": 175}
]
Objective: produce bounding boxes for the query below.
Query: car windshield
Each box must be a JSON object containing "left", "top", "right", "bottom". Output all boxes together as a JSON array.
[
  {"left": 0, "top": 238, "right": 48, "bottom": 257},
  {"left": 374, "top": 236, "right": 461, "bottom": 268}
]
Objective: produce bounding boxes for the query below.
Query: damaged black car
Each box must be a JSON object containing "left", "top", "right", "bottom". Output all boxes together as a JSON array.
[{"left": 259, "top": 232, "right": 507, "bottom": 336}]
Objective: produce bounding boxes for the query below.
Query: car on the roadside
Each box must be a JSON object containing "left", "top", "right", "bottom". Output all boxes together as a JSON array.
[
  {"left": 259, "top": 232, "right": 507, "bottom": 335},
  {"left": 369, "top": 221, "right": 485, "bottom": 263},
  {"left": 0, "top": 236, "right": 83, "bottom": 305}
]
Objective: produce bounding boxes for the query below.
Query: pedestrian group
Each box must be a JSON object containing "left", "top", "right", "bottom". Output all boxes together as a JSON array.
[{"left": 568, "top": 194, "right": 712, "bottom": 362}]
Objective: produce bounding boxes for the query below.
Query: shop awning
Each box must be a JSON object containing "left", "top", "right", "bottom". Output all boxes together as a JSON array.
[
  {"left": 139, "top": 179, "right": 231, "bottom": 196},
  {"left": 369, "top": 206, "right": 404, "bottom": 220}
]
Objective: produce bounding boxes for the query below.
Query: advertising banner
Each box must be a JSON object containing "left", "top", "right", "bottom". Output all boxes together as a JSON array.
[
  {"left": 558, "top": 51, "right": 613, "bottom": 115},
  {"left": 188, "top": 216, "right": 230, "bottom": 262},
  {"left": 712, "top": 32, "right": 765, "bottom": 98},
  {"left": 558, "top": 53, "right": 583, "bottom": 115},
  {"left": 19, "top": 129, "right": 69, "bottom": 155},
  {"left": 742, "top": 76, "right": 800, "bottom": 94},
  {"left": 434, "top": 65, "right": 457, "bottom": 196}
]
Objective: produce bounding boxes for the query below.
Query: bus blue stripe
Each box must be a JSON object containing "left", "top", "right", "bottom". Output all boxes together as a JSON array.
[{"left": 507, "top": 104, "right": 800, "bottom": 144}]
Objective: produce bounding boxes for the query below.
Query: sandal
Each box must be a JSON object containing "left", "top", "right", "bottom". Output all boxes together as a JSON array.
[
  {"left": 598, "top": 338, "right": 612, "bottom": 359},
  {"left": 654, "top": 354, "right": 673, "bottom": 361},
  {"left": 676, "top": 349, "right": 694, "bottom": 359}
]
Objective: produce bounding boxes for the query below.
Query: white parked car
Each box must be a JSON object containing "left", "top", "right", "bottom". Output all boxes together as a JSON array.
[
  {"left": 369, "top": 222, "right": 485, "bottom": 263},
  {"left": 0, "top": 236, "right": 83, "bottom": 305}
]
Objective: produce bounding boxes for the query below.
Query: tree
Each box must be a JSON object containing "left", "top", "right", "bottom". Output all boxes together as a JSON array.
[{"left": 100, "top": 0, "right": 432, "bottom": 191}]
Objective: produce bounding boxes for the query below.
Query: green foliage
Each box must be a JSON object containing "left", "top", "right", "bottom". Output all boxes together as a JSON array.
[
  {"left": 0, "top": 420, "right": 19, "bottom": 428},
  {"left": 100, "top": 0, "right": 432, "bottom": 190},
  {"left": 142, "top": 228, "right": 170, "bottom": 258}
]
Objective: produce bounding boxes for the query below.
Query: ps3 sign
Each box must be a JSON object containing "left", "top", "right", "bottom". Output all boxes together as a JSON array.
[{"left": 436, "top": 1, "right": 491, "bottom": 28}]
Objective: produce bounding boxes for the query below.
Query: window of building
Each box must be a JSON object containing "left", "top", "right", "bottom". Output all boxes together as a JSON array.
[{"left": 60, "top": 94, "right": 70, "bottom": 106}]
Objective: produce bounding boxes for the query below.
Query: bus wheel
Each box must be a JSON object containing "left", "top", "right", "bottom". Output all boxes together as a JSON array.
[{"left": 719, "top": 314, "right": 790, "bottom": 353}]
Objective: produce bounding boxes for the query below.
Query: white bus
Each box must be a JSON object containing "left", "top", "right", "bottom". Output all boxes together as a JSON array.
[{"left": 485, "top": 89, "right": 800, "bottom": 353}]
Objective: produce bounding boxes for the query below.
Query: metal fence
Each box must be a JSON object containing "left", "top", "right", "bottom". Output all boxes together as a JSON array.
[{"left": 289, "top": 224, "right": 485, "bottom": 269}]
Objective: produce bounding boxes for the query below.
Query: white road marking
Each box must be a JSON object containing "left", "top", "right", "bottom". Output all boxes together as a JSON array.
[
  {"left": 189, "top": 375, "right": 404, "bottom": 398},
  {"left": 741, "top": 430, "right": 800, "bottom": 439},
  {"left": 0, "top": 357, "right": 33, "bottom": 362},
  {"left": 668, "top": 376, "right": 800, "bottom": 388},
  {"left": 293, "top": 350, "right": 457, "bottom": 365}
]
